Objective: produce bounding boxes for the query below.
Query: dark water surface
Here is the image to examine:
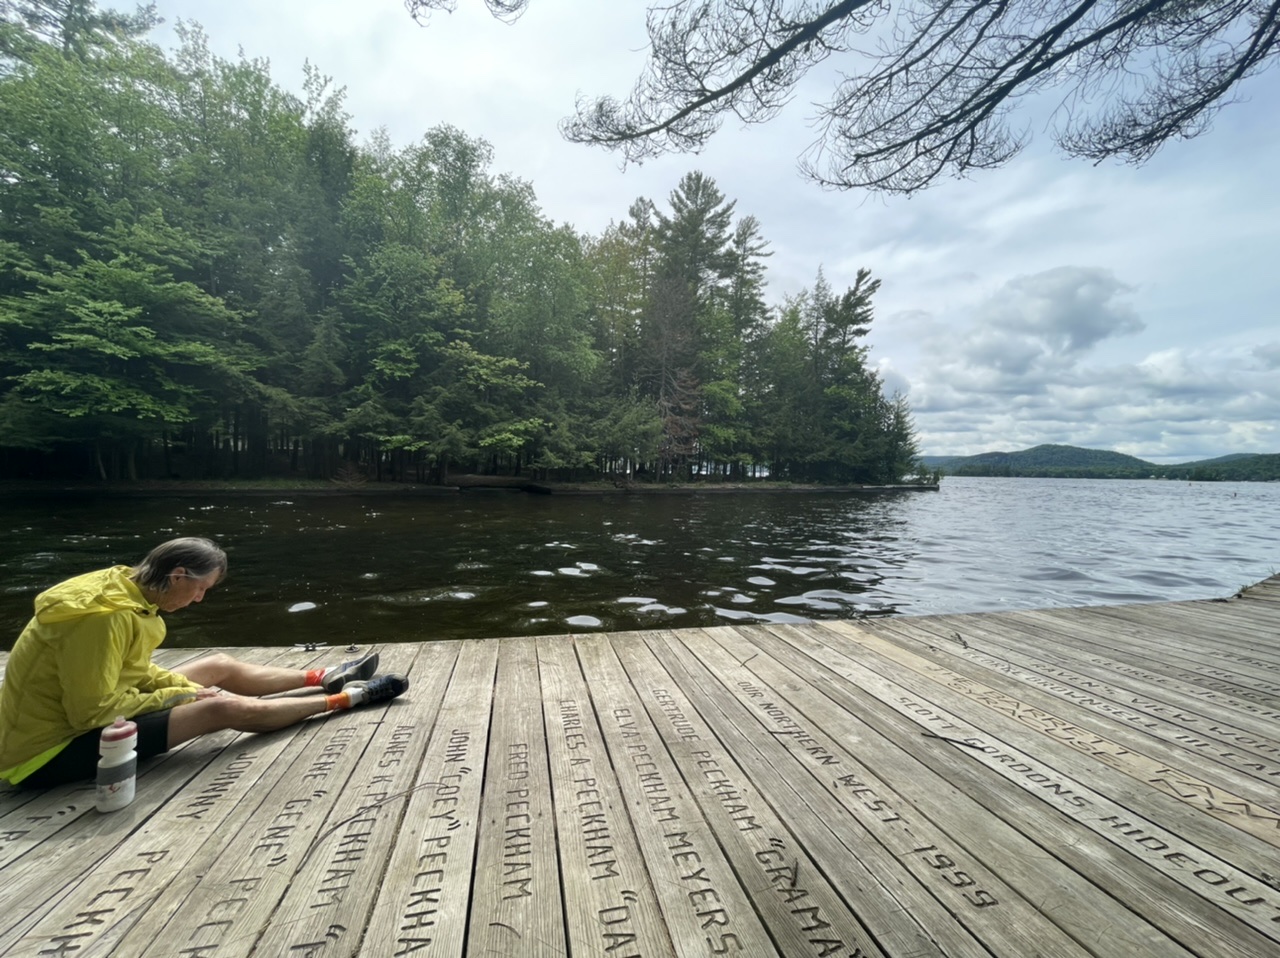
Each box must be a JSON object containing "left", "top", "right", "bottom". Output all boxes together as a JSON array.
[{"left": 2, "top": 478, "right": 1277, "bottom": 650}]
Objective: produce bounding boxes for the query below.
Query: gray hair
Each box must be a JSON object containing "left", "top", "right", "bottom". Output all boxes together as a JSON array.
[{"left": 130, "top": 537, "right": 228, "bottom": 592}]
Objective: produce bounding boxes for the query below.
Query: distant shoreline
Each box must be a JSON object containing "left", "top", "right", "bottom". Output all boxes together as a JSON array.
[{"left": 923, "top": 443, "right": 1278, "bottom": 481}]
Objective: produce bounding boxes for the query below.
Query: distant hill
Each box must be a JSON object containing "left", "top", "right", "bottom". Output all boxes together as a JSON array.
[
  {"left": 1180, "top": 453, "right": 1257, "bottom": 466},
  {"left": 922, "top": 445, "right": 1280, "bottom": 481}
]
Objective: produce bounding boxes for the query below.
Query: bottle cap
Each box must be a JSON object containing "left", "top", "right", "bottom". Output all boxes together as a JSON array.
[{"left": 101, "top": 715, "right": 138, "bottom": 743}]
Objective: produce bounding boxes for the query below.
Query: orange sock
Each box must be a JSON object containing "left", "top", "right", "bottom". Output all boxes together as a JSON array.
[
  {"left": 305, "top": 668, "right": 325, "bottom": 687},
  {"left": 325, "top": 692, "right": 351, "bottom": 711}
]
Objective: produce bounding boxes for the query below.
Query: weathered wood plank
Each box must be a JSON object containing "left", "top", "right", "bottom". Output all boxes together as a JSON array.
[
  {"left": 928, "top": 610, "right": 1280, "bottom": 732},
  {"left": 362, "top": 639, "right": 497, "bottom": 958},
  {"left": 465, "top": 638, "right": 566, "bottom": 957},
  {"left": 819, "top": 619, "right": 1280, "bottom": 863},
  {"left": 575, "top": 634, "right": 778, "bottom": 958},
  {"left": 1006, "top": 603, "right": 1264, "bottom": 669},
  {"left": 1006, "top": 609, "right": 1280, "bottom": 706},
  {"left": 908, "top": 611, "right": 1280, "bottom": 748},
  {"left": 4, "top": 719, "right": 304, "bottom": 956},
  {"left": 537, "top": 635, "right": 676, "bottom": 958},
  {"left": 865, "top": 616, "right": 1280, "bottom": 801},
  {"left": 1050, "top": 604, "right": 1280, "bottom": 686},
  {"left": 1096, "top": 598, "right": 1280, "bottom": 648}
]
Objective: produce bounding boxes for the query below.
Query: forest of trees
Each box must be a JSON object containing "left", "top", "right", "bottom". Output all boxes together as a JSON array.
[{"left": 0, "top": 2, "right": 920, "bottom": 486}]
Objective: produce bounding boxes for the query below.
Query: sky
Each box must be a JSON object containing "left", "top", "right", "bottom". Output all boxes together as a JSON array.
[{"left": 151, "top": 0, "right": 1280, "bottom": 462}]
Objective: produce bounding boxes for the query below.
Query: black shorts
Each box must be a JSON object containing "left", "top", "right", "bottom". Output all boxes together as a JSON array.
[{"left": 18, "top": 709, "right": 172, "bottom": 789}]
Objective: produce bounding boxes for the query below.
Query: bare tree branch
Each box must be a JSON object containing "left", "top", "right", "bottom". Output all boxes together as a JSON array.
[
  {"left": 406, "top": 0, "right": 1280, "bottom": 194},
  {"left": 406, "top": 0, "right": 529, "bottom": 25},
  {"left": 559, "top": 1, "right": 880, "bottom": 146}
]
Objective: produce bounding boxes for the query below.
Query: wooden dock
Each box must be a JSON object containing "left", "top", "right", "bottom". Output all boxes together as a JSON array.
[{"left": 2, "top": 576, "right": 1278, "bottom": 957}]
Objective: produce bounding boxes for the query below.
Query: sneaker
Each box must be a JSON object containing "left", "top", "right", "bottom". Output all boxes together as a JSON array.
[
  {"left": 348, "top": 673, "right": 409, "bottom": 707},
  {"left": 321, "top": 652, "right": 379, "bottom": 693}
]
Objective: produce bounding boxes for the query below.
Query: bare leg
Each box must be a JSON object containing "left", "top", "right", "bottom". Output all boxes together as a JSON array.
[
  {"left": 175, "top": 653, "right": 311, "bottom": 696},
  {"left": 166, "top": 692, "right": 329, "bottom": 749}
]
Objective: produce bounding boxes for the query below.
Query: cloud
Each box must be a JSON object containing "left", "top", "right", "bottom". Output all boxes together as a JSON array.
[
  {"left": 981, "top": 268, "right": 1143, "bottom": 352},
  {"left": 901, "top": 269, "right": 1280, "bottom": 457},
  {"left": 1135, "top": 350, "right": 1241, "bottom": 399},
  {"left": 1253, "top": 342, "right": 1280, "bottom": 370},
  {"left": 911, "top": 266, "right": 1143, "bottom": 394}
]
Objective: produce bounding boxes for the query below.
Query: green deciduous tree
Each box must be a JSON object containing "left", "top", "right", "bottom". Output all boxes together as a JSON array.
[{"left": 0, "top": 214, "right": 252, "bottom": 479}]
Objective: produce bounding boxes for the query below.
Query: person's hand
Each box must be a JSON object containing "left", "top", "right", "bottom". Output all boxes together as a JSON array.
[{"left": 194, "top": 686, "right": 225, "bottom": 700}]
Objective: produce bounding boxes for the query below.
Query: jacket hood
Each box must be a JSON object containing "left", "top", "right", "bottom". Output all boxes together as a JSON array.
[{"left": 33, "top": 566, "right": 156, "bottom": 624}]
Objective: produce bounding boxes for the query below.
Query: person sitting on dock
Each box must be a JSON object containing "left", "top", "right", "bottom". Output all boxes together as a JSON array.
[{"left": 0, "top": 537, "right": 409, "bottom": 789}]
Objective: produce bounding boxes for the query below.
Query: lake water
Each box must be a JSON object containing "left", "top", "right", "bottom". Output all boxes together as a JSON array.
[{"left": 1, "top": 477, "right": 1276, "bottom": 650}]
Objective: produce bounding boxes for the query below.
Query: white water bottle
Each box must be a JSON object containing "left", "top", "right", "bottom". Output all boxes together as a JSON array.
[{"left": 95, "top": 715, "right": 138, "bottom": 812}]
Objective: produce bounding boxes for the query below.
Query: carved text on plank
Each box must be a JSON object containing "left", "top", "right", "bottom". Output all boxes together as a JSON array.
[
  {"left": 690, "top": 751, "right": 762, "bottom": 832},
  {"left": 503, "top": 742, "right": 534, "bottom": 900},
  {"left": 959, "top": 649, "right": 1280, "bottom": 773},
  {"left": 900, "top": 696, "right": 1280, "bottom": 931},
  {"left": 614, "top": 706, "right": 762, "bottom": 950},
  {"left": 651, "top": 689, "right": 701, "bottom": 741},
  {"left": 597, "top": 891, "right": 642, "bottom": 958},
  {"left": 40, "top": 850, "right": 171, "bottom": 957},
  {"left": 664, "top": 830, "right": 743, "bottom": 953},
  {"left": 561, "top": 699, "right": 621, "bottom": 880},
  {"left": 176, "top": 754, "right": 256, "bottom": 820},
  {"left": 396, "top": 727, "right": 478, "bottom": 955},
  {"left": 737, "top": 675, "right": 1003, "bottom": 910}
]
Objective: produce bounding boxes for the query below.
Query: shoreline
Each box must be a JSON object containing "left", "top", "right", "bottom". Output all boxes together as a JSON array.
[{"left": 0, "top": 476, "right": 940, "bottom": 497}]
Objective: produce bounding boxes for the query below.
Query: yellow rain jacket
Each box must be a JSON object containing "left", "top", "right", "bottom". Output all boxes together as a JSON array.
[{"left": 0, "top": 565, "right": 200, "bottom": 784}]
